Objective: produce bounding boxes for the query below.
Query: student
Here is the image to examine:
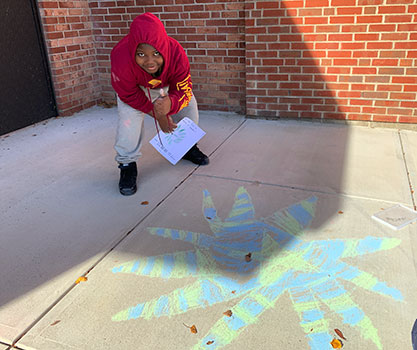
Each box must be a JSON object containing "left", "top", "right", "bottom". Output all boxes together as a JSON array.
[{"left": 110, "top": 12, "right": 209, "bottom": 196}]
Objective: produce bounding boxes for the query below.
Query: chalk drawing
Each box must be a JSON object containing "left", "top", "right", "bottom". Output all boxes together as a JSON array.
[
  {"left": 111, "top": 187, "right": 403, "bottom": 349},
  {"left": 165, "top": 127, "right": 186, "bottom": 145}
]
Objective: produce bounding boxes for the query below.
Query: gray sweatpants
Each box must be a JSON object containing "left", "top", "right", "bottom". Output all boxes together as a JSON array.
[{"left": 114, "top": 91, "right": 199, "bottom": 164}]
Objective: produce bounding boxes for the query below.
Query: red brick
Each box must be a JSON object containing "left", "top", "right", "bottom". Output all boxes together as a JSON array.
[
  {"left": 404, "top": 85, "right": 417, "bottom": 92},
  {"left": 401, "top": 101, "right": 417, "bottom": 109},
  {"left": 365, "top": 76, "right": 390, "bottom": 83},
  {"left": 328, "top": 51, "right": 352, "bottom": 58},
  {"left": 258, "top": 35, "right": 278, "bottom": 42},
  {"left": 333, "top": 59, "right": 358, "bottom": 66},
  {"left": 40, "top": 1, "right": 59, "bottom": 8},
  {"left": 398, "top": 116, "right": 417, "bottom": 123},
  {"left": 385, "top": 15, "right": 413, "bottom": 23},
  {"left": 328, "top": 33, "right": 352, "bottom": 41},
  {"left": 351, "top": 84, "right": 375, "bottom": 91},
  {"left": 375, "top": 100, "right": 400, "bottom": 107},
  {"left": 362, "top": 91, "right": 388, "bottom": 99},
  {"left": 342, "top": 24, "right": 368, "bottom": 32},
  {"left": 388, "top": 107, "right": 413, "bottom": 115},
  {"left": 395, "top": 42, "right": 417, "bottom": 50},
  {"left": 256, "top": 1, "right": 280, "bottom": 9},
  {"left": 350, "top": 99, "right": 373, "bottom": 106},
  {"left": 337, "top": 7, "right": 362, "bottom": 15},
  {"left": 352, "top": 67, "right": 377, "bottom": 74},
  {"left": 380, "top": 51, "right": 406, "bottom": 58},
  {"left": 264, "top": 9, "right": 286, "bottom": 17},
  {"left": 353, "top": 51, "right": 378, "bottom": 58},
  {"left": 304, "top": 34, "right": 327, "bottom": 41},
  {"left": 301, "top": 112, "right": 322, "bottom": 118},
  {"left": 330, "top": 16, "right": 355, "bottom": 24},
  {"left": 357, "top": 15, "right": 383, "bottom": 23},
  {"left": 299, "top": 8, "right": 322, "bottom": 16},
  {"left": 367, "top": 42, "right": 393, "bottom": 49},
  {"left": 378, "top": 6, "right": 407, "bottom": 14},
  {"left": 316, "top": 25, "right": 340, "bottom": 32},
  {"left": 341, "top": 42, "right": 365, "bottom": 50},
  {"left": 337, "top": 105, "right": 361, "bottom": 113},
  {"left": 331, "top": 0, "right": 355, "bottom": 5},
  {"left": 305, "top": 17, "right": 328, "bottom": 24},
  {"left": 355, "top": 33, "right": 379, "bottom": 41},
  {"left": 305, "top": 0, "right": 329, "bottom": 7},
  {"left": 372, "top": 59, "right": 398, "bottom": 66},
  {"left": 377, "top": 84, "right": 402, "bottom": 91},
  {"left": 348, "top": 114, "right": 372, "bottom": 121},
  {"left": 323, "top": 113, "right": 346, "bottom": 120},
  {"left": 369, "top": 24, "right": 396, "bottom": 32},
  {"left": 282, "top": 1, "right": 304, "bottom": 8},
  {"left": 373, "top": 115, "right": 398, "bottom": 123},
  {"left": 327, "top": 67, "right": 351, "bottom": 74},
  {"left": 378, "top": 67, "right": 404, "bottom": 76},
  {"left": 358, "top": 0, "right": 383, "bottom": 4},
  {"left": 363, "top": 107, "right": 387, "bottom": 114}
]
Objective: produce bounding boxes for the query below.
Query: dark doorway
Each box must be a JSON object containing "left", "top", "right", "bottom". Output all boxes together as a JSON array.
[{"left": 0, "top": 0, "right": 57, "bottom": 135}]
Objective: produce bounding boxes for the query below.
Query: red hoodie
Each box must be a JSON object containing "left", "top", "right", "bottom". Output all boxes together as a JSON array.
[{"left": 111, "top": 13, "right": 193, "bottom": 116}]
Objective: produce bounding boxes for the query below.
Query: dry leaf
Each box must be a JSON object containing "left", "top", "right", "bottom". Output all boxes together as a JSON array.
[
  {"left": 338, "top": 211, "right": 343, "bottom": 214},
  {"left": 183, "top": 323, "right": 198, "bottom": 334},
  {"left": 223, "top": 310, "right": 233, "bottom": 317},
  {"left": 334, "top": 329, "right": 347, "bottom": 340},
  {"left": 206, "top": 340, "right": 214, "bottom": 345},
  {"left": 330, "top": 338, "right": 343, "bottom": 348},
  {"left": 245, "top": 253, "right": 252, "bottom": 262},
  {"left": 206, "top": 216, "right": 212, "bottom": 220},
  {"left": 141, "top": 201, "right": 149, "bottom": 205},
  {"left": 75, "top": 276, "right": 87, "bottom": 284},
  {"left": 50, "top": 320, "right": 61, "bottom": 326}
]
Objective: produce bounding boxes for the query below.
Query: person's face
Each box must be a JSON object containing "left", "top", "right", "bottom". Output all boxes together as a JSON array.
[{"left": 135, "top": 43, "right": 163, "bottom": 74}]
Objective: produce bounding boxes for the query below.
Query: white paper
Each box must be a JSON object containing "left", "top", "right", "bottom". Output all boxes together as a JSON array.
[
  {"left": 149, "top": 117, "right": 206, "bottom": 165},
  {"left": 372, "top": 204, "right": 417, "bottom": 230}
]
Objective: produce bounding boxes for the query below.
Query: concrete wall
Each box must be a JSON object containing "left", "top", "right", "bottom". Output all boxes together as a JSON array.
[{"left": 38, "top": 0, "right": 417, "bottom": 123}]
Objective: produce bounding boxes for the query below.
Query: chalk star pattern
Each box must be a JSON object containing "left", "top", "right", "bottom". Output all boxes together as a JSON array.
[{"left": 112, "top": 187, "right": 403, "bottom": 349}]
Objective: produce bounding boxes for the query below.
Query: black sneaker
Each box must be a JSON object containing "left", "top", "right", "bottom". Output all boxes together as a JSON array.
[
  {"left": 182, "top": 144, "right": 209, "bottom": 165},
  {"left": 118, "top": 162, "right": 137, "bottom": 196}
]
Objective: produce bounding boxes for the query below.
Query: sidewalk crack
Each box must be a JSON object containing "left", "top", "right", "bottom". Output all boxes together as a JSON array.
[{"left": 398, "top": 130, "right": 416, "bottom": 211}]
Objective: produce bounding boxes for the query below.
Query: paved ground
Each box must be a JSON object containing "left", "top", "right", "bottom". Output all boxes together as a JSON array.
[{"left": 0, "top": 107, "right": 416, "bottom": 350}]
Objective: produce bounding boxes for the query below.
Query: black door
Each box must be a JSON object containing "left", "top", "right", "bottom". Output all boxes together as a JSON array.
[{"left": 0, "top": 0, "right": 57, "bottom": 135}]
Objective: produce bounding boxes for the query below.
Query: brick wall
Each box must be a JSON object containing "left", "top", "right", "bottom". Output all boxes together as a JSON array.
[
  {"left": 38, "top": 0, "right": 417, "bottom": 123},
  {"left": 38, "top": 1, "right": 100, "bottom": 116},
  {"left": 246, "top": 0, "right": 417, "bottom": 123},
  {"left": 91, "top": 0, "right": 246, "bottom": 113}
]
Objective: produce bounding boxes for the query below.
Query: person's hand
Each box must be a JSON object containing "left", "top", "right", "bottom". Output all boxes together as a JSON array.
[
  {"left": 154, "top": 91, "right": 171, "bottom": 116},
  {"left": 156, "top": 113, "right": 177, "bottom": 133},
  {"left": 153, "top": 90, "right": 176, "bottom": 133}
]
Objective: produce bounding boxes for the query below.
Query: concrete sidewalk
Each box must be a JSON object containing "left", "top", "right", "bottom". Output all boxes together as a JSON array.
[{"left": 0, "top": 107, "right": 416, "bottom": 350}]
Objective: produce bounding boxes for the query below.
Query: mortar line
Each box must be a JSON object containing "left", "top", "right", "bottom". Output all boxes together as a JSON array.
[
  {"left": 193, "top": 173, "right": 414, "bottom": 207},
  {"left": 398, "top": 130, "right": 416, "bottom": 210},
  {"left": 10, "top": 118, "right": 248, "bottom": 348}
]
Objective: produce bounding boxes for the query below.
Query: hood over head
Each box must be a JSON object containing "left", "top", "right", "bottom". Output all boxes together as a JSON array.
[{"left": 127, "top": 13, "right": 170, "bottom": 72}]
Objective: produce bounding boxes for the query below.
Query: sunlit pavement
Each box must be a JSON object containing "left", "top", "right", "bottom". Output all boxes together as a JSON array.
[{"left": 0, "top": 106, "right": 416, "bottom": 350}]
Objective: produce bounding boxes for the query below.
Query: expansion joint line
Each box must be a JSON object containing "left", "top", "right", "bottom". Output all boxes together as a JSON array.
[{"left": 398, "top": 130, "right": 416, "bottom": 211}]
